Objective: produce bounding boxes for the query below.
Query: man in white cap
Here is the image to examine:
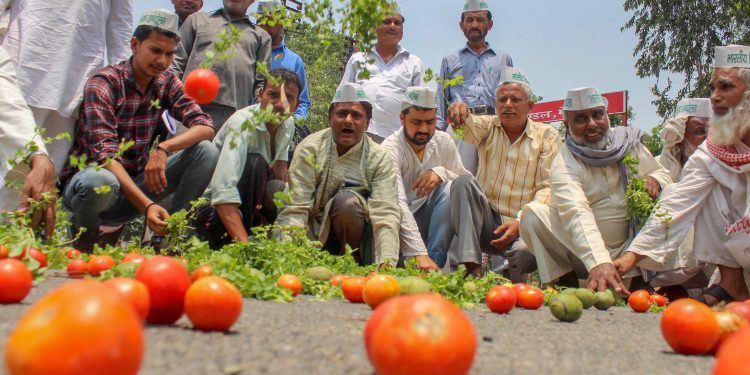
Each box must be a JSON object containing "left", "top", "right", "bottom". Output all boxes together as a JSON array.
[
  {"left": 645, "top": 98, "right": 713, "bottom": 299},
  {"left": 276, "top": 83, "right": 402, "bottom": 266},
  {"left": 197, "top": 68, "right": 301, "bottom": 248},
  {"left": 1, "top": 0, "right": 132, "bottom": 175},
  {"left": 0, "top": 45, "right": 56, "bottom": 237},
  {"left": 616, "top": 45, "right": 750, "bottom": 304},
  {"left": 173, "top": 0, "right": 271, "bottom": 130},
  {"left": 172, "top": 0, "right": 203, "bottom": 28},
  {"left": 339, "top": 4, "right": 425, "bottom": 144},
  {"left": 520, "top": 87, "right": 671, "bottom": 292},
  {"left": 60, "top": 10, "right": 218, "bottom": 252},
  {"left": 256, "top": 0, "right": 312, "bottom": 146},
  {"left": 382, "top": 87, "right": 470, "bottom": 270},
  {"left": 447, "top": 67, "right": 559, "bottom": 279},
  {"left": 437, "top": 0, "right": 514, "bottom": 174}
]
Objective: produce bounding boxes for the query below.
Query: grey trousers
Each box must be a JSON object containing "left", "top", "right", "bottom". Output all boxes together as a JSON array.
[{"left": 449, "top": 175, "right": 537, "bottom": 282}]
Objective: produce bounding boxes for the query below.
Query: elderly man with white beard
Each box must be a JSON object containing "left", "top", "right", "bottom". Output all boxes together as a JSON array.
[
  {"left": 615, "top": 45, "right": 750, "bottom": 304},
  {"left": 519, "top": 87, "right": 671, "bottom": 292}
]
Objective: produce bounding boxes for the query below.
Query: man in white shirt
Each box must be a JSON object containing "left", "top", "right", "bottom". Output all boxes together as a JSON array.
[
  {"left": 382, "top": 87, "right": 468, "bottom": 270},
  {"left": 520, "top": 87, "right": 671, "bottom": 292},
  {"left": 0, "top": 46, "right": 56, "bottom": 237},
  {"left": 616, "top": 45, "right": 750, "bottom": 304},
  {"left": 340, "top": 7, "right": 424, "bottom": 143},
  {"left": 2, "top": 0, "right": 133, "bottom": 175}
]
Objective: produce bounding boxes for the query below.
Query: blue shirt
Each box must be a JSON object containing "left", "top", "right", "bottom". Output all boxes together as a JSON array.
[
  {"left": 436, "top": 43, "right": 513, "bottom": 130},
  {"left": 270, "top": 42, "right": 311, "bottom": 121}
]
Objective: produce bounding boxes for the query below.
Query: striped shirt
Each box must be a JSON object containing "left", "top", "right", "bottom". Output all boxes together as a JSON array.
[{"left": 463, "top": 116, "right": 561, "bottom": 219}]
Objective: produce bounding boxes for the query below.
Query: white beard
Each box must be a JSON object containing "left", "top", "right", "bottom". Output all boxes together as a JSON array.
[
  {"left": 571, "top": 129, "right": 610, "bottom": 150},
  {"left": 709, "top": 94, "right": 750, "bottom": 146}
]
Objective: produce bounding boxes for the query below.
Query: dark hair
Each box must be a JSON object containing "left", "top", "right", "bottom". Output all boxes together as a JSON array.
[
  {"left": 401, "top": 106, "right": 436, "bottom": 116},
  {"left": 328, "top": 101, "right": 374, "bottom": 122},
  {"left": 133, "top": 25, "right": 180, "bottom": 42},
  {"left": 266, "top": 68, "right": 302, "bottom": 99},
  {"left": 460, "top": 10, "right": 492, "bottom": 22}
]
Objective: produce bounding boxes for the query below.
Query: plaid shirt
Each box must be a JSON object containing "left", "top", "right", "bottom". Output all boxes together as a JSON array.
[{"left": 61, "top": 58, "right": 213, "bottom": 186}]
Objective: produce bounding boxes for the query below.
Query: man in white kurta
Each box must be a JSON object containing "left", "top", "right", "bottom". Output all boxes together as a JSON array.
[
  {"left": 2, "top": 0, "right": 133, "bottom": 174},
  {"left": 521, "top": 87, "right": 671, "bottom": 291},
  {"left": 382, "top": 87, "right": 469, "bottom": 270},
  {"left": 0, "top": 45, "right": 57, "bottom": 236},
  {"left": 616, "top": 45, "right": 750, "bottom": 303},
  {"left": 648, "top": 98, "right": 713, "bottom": 292}
]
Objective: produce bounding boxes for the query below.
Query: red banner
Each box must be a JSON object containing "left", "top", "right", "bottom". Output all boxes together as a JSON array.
[{"left": 529, "top": 91, "right": 627, "bottom": 123}]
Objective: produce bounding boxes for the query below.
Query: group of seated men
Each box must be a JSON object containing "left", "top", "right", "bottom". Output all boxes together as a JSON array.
[{"left": 1, "top": 3, "right": 750, "bottom": 306}]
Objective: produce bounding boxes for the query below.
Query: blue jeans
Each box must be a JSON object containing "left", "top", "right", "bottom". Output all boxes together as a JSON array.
[
  {"left": 413, "top": 182, "right": 454, "bottom": 267},
  {"left": 62, "top": 140, "right": 218, "bottom": 231}
]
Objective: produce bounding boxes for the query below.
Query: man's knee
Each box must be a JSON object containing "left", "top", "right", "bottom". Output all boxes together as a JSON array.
[
  {"left": 331, "top": 191, "right": 365, "bottom": 220},
  {"left": 68, "top": 169, "right": 119, "bottom": 200},
  {"left": 520, "top": 205, "right": 545, "bottom": 233},
  {"left": 188, "top": 140, "right": 219, "bottom": 167}
]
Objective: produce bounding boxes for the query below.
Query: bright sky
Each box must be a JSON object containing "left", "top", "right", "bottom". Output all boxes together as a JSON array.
[{"left": 134, "top": 0, "right": 664, "bottom": 131}]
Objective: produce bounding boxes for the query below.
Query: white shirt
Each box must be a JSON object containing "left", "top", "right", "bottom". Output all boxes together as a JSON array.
[
  {"left": 381, "top": 129, "right": 470, "bottom": 256},
  {"left": 341, "top": 46, "right": 425, "bottom": 139},
  {"left": 0, "top": 46, "right": 47, "bottom": 211},
  {"left": 628, "top": 143, "right": 750, "bottom": 270},
  {"left": 2, "top": 0, "right": 132, "bottom": 118}
]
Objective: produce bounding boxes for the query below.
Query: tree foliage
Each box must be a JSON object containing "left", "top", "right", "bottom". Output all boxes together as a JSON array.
[{"left": 623, "top": 0, "right": 750, "bottom": 120}]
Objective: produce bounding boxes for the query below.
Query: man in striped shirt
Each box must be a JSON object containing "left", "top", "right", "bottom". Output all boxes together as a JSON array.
[{"left": 447, "top": 67, "right": 560, "bottom": 279}]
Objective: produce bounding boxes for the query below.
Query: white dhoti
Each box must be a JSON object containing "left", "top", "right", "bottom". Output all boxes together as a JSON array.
[
  {"left": 521, "top": 202, "right": 640, "bottom": 283},
  {"left": 29, "top": 106, "right": 76, "bottom": 175}
]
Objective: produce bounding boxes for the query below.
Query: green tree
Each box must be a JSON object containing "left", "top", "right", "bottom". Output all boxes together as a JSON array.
[{"left": 623, "top": 0, "right": 749, "bottom": 120}]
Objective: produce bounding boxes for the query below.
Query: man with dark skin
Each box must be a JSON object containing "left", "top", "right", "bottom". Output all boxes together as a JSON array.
[
  {"left": 61, "top": 10, "right": 217, "bottom": 251},
  {"left": 276, "top": 83, "right": 403, "bottom": 267},
  {"left": 172, "top": 0, "right": 203, "bottom": 28}
]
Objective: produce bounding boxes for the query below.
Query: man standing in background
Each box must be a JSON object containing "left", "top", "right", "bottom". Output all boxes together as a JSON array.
[
  {"left": 2, "top": 0, "right": 133, "bottom": 175},
  {"left": 172, "top": 0, "right": 203, "bottom": 28}
]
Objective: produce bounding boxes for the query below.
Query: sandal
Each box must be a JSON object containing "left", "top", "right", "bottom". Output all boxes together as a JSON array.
[{"left": 695, "top": 284, "right": 736, "bottom": 306}]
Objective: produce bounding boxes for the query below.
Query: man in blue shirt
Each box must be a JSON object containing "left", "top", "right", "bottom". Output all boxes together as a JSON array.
[
  {"left": 256, "top": 0, "right": 311, "bottom": 146},
  {"left": 436, "top": 0, "right": 513, "bottom": 174}
]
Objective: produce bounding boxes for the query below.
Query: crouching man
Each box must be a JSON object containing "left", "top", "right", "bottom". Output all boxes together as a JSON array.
[
  {"left": 275, "top": 83, "right": 401, "bottom": 266},
  {"left": 520, "top": 87, "right": 671, "bottom": 292},
  {"left": 60, "top": 10, "right": 218, "bottom": 251},
  {"left": 198, "top": 68, "right": 300, "bottom": 246},
  {"left": 382, "top": 87, "right": 470, "bottom": 270}
]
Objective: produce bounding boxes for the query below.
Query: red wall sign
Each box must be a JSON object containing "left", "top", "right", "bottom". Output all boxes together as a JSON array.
[{"left": 529, "top": 91, "right": 628, "bottom": 123}]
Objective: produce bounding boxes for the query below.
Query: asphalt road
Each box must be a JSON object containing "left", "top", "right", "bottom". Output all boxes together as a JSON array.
[{"left": 0, "top": 276, "right": 715, "bottom": 375}]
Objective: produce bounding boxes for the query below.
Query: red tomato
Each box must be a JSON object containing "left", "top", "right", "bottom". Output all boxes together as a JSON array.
[
  {"left": 67, "top": 259, "right": 88, "bottom": 279},
  {"left": 364, "top": 297, "right": 400, "bottom": 352},
  {"left": 190, "top": 265, "right": 213, "bottom": 283},
  {"left": 726, "top": 302, "right": 750, "bottom": 323},
  {"left": 512, "top": 283, "right": 530, "bottom": 307},
  {"left": 650, "top": 294, "right": 668, "bottom": 307},
  {"left": 0, "top": 259, "right": 33, "bottom": 304},
  {"left": 277, "top": 274, "right": 302, "bottom": 296},
  {"left": 365, "top": 294, "right": 477, "bottom": 375},
  {"left": 711, "top": 311, "right": 747, "bottom": 354},
  {"left": 65, "top": 249, "right": 81, "bottom": 259},
  {"left": 184, "top": 276, "right": 243, "bottom": 332},
  {"left": 103, "top": 278, "right": 151, "bottom": 321},
  {"left": 714, "top": 326, "right": 750, "bottom": 375},
  {"left": 628, "top": 290, "right": 653, "bottom": 313},
  {"left": 661, "top": 299, "right": 719, "bottom": 355},
  {"left": 135, "top": 256, "right": 191, "bottom": 325},
  {"left": 486, "top": 285, "right": 516, "bottom": 314},
  {"left": 184, "top": 68, "right": 220, "bottom": 105},
  {"left": 367, "top": 271, "right": 379, "bottom": 281},
  {"left": 363, "top": 275, "right": 401, "bottom": 309},
  {"left": 342, "top": 276, "right": 368, "bottom": 303},
  {"left": 5, "top": 280, "right": 143, "bottom": 375},
  {"left": 330, "top": 274, "right": 348, "bottom": 287},
  {"left": 517, "top": 287, "right": 544, "bottom": 310},
  {"left": 13, "top": 248, "right": 47, "bottom": 268},
  {"left": 121, "top": 253, "right": 147, "bottom": 266},
  {"left": 0, "top": 244, "right": 8, "bottom": 259},
  {"left": 88, "top": 255, "right": 116, "bottom": 276}
]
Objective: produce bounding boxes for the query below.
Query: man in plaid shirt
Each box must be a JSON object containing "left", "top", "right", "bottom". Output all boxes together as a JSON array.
[{"left": 61, "top": 9, "right": 218, "bottom": 251}]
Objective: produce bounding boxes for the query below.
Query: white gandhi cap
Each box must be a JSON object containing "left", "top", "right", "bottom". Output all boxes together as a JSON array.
[
  {"left": 463, "top": 0, "right": 490, "bottom": 13},
  {"left": 332, "top": 83, "right": 370, "bottom": 104},
  {"left": 563, "top": 87, "right": 608, "bottom": 111},
  {"left": 675, "top": 98, "right": 713, "bottom": 118},
  {"left": 498, "top": 67, "right": 531, "bottom": 89},
  {"left": 714, "top": 45, "right": 750, "bottom": 69},
  {"left": 401, "top": 86, "right": 437, "bottom": 111}
]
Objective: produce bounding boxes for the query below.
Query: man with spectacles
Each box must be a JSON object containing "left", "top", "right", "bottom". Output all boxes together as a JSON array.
[{"left": 519, "top": 87, "right": 671, "bottom": 293}]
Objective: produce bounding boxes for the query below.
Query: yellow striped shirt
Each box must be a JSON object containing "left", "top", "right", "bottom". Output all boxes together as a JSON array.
[{"left": 464, "top": 116, "right": 561, "bottom": 219}]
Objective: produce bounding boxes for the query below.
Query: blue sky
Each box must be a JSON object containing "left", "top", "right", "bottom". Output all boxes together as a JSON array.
[{"left": 134, "top": 0, "right": 666, "bottom": 131}]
